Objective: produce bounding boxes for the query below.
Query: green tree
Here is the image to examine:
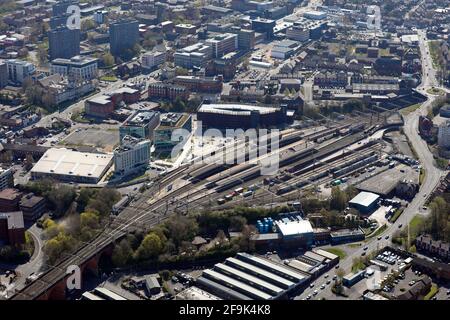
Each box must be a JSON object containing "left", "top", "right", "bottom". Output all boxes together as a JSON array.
[
  {"left": 112, "top": 239, "right": 133, "bottom": 267},
  {"left": 80, "top": 211, "right": 100, "bottom": 229},
  {"left": 134, "top": 232, "right": 164, "bottom": 260},
  {"left": 330, "top": 187, "right": 348, "bottom": 211},
  {"left": 47, "top": 185, "right": 76, "bottom": 217}
]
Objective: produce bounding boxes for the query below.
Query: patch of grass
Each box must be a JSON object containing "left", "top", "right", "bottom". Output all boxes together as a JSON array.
[
  {"left": 100, "top": 75, "right": 118, "bottom": 82},
  {"left": 347, "top": 243, "right": 362, "bottom": 248},
  {"left": 426, "top": 87, "right": 444, "bottom": 96},
  {"left": 435, "top": 157, "right": 449, "bottom": 170},
  {"left": 389, "top": 208, "right": 404, "bottom": 223},
  {"left": 324, "top": 248, "right": 347, "bottom": 259},
  {"left": 424, "top": 284, "right": 438, "bottom": 300},
  {"left": 367, "top": 224, "right": 387, "bottom": 239},
  {"left": 419, "top": 168, "right": 426, "bottom": 185},
  {"left": 351, "top": 259, "right": 366, "bottom": 273},
  {"left": 409, "top": 215, "right": 424, "bottom": 231},
  {"left": 400, "top": 103, "right": 421, "bottom": 116}
]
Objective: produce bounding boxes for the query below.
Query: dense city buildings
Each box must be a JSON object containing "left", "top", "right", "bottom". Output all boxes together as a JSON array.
[{"left": 2, "top": 0, "right": 450, "bottom": 305}]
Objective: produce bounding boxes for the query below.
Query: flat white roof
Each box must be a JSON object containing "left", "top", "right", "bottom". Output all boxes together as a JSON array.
[
  {"left": 31, "top": 148, "right": 113, "bottom": 180},
  {"left": 199, "top": 103, "right": 279, "bottom": 115},
  {"left": 203, "top": 269, "right": 273, "bottom": 300},
  {"left": 349, "top": 191, "right": 380, "bottom": 208},
  {"left": 226, "top": 257, "right": 295, "bottom": 288},
  {"left": 237, "top": 253, "right": 307, "bottom": 282},
  {"left": 214, "top": 263, "right": 283, "bottom": 294},
  {"left": 275, "top": 219, "right": 313, "bottom": 237}
]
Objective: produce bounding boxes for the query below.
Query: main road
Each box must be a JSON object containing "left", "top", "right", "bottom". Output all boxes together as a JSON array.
[{"left": 295, "top": 29, "right": 448, "bottom": 300}]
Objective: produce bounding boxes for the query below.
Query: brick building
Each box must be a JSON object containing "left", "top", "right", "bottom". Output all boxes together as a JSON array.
[
  {"left": 20, "top": 193, "right": 46, "bottom": 222},
  {"left": 173, "top": 76, "right": 223, "bottom": 93},
  {"left": 148, "top": 83, "right": 190, "bottom": 100},
  {"left": 0, "top": 211, "right": 25, "bottom": 246},
  {"left": 0, "top": 188, "right": 22, "bottom": 212}
]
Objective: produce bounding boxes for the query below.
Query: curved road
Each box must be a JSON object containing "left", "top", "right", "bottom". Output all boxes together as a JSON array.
[{"left": 296, "top": 29, "right": 448, "bottom": 300}]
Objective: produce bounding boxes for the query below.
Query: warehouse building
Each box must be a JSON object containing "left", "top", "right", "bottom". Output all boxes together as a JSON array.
[
  {"left": 349, "top": 191, "right": 380, "bottom": 214},
  {"left": 274, "top": 216, "right": 314, "bottom": 247},
  {"left": 30, "top": 148, "right": 113, "bottom": 184},
  {"left": 195, "top": 252, "right": 309, "bottom": 300},
  {"left": 197, "top": 103, "right": 288, "bottom": 129},
  {"left": 330, "top": 228, "right": 365, "bottom": 245}
]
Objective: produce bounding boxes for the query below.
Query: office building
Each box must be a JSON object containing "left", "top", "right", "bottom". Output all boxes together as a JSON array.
[
  {"left": 141, "top": 51, "right": 166, "bottom": 70},
  {"left": 251, "top": 18, "right": 275, "bottom": 39},
  {"left": 31, "top": 148, "right": 113, "bottom": 184},
  {"left": 0, "top": 60, "right": 7, "bottom": 88},
  {"left": 6, "top": 59, "right": 36, "bottom": 84},
  {"left": 237, "top": 29, "right": 255, "bottom": 51},
  {"left": 286, "top": 25, "right": 310, "bottom": 42},
  {"left": 154, "top": 113, "right": 192, "bottom": 156},
  {"left": 48, "top": 27, "right": 80, "bottom": 60},
  {"left": 0, "top": 168, "right": 14, "bottom": 192},
  {"left": 175, "top": 24, "right": 197, "bottom": 35},
  {"left": 19, "top": 193, "right": 46, "bottom": 222},
  {"left": 114, "top": 135, "right": 151, "bottom": 176},
  {"left": 174, "top": 43, "right": 212, "bottom": 69},
  {"left": 119, "top": 111, "right": 160, "bottom": 141},
  {"left": 109, "top": 20, "right": 139, "bottom": 57},
  {"left": 51, "top": 56, "right": 98, "bottom": 81},
  {"left": 93, "top": 10, "right": 107, "bottom": 24},
  {"left": 205, "top": 33, "right": 238, "bottom": 58},
  {"left": 438, "top": 121, "right": 450, "bottom": 149}
]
